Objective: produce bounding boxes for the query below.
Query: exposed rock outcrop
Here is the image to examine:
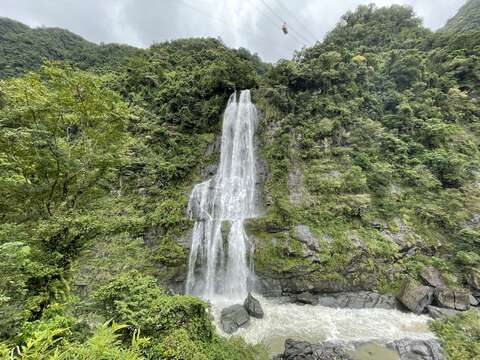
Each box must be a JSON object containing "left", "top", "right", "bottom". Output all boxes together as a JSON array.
[
  {"left": 465, "top": 268, "right": 480, "bottom": 292},
  {"left": 434, "top": 288, "right": 470, "bottom": 311},
  {"left": 397, "top": 279, "right": 433, "bottom": 314},
  {"left": 276, "top": 339, "right": 352, "bottom": 360},
  {"left": 288, "top": 291, "right": 401, "bottom": 309},
  {"left": 387, "top": 338, "right": 445, "bottom": 360},
  {"left": 293, "top": 225, "right": 320, "bottom": 251},
  {"left": 244, "top": 292, "right": 264, "bottom": 318},
  {"left": 275, "top": 338, "right": 445, "bottom": 360},
  {"left": 427, "top": 305, "right": 459, "bottom": 319},
  {"left": 420, "top": 266, "right": 445, "bottom": 288},
  {"left": 294, "top": 291, "right": 318, "bottom": 305},
  {"left": 316, "top": 291, "right": 402, "bottom": 310},
  {"left": 220, "top": 304, "right": 250, "bottom": 334}
]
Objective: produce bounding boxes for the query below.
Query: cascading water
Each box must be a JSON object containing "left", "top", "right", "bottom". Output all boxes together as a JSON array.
[
  {"left": 185, "top": 90, "right": 437, "bottom": 358},
  {"left": 186, "top": 90, "right": 257, "bottom": 301}
]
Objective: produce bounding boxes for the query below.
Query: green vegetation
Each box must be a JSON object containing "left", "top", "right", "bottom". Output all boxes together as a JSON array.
[
  {"left": 443, "top": 0, "right": 480, "bottom": 33},
  {"left": 430, "top": 310, "right": 480, "bottom": 360},
  {"left": 1, "top": 1, "right": 480, "bottom": 358},
  {"left": 0, "top": 36, "right": 262, "bottom": 357},
  {"left": 0, "top": 17, "right": 139, "bottom": 78},
  {"left": 251, "top": 3, "right": 480, "bottom": 294}
]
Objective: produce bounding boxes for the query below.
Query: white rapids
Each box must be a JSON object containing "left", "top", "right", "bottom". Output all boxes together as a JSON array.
[
  {"left": 186, "top": 90, "right": 258, "bottom": 301},
  {"left": 210, "top": 295, "right": 435, "bottom": 355},
  {"left": 184, "top": 90, "right": 436, "bottom": 355}
]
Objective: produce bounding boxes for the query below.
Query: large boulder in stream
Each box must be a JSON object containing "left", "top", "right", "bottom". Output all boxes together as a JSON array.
[
  {"left": 397, "top": 278, "right": 433, "bottom": 314},
  {"left": 220, "top": 304, "right": 250, "bottom": 334},
  {"left": 243, "top": 292, "right": 264, "bottom": 318}
]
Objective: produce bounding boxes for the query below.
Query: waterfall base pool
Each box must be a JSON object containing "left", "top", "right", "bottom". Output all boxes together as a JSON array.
[{"left": 209, "top": 295, "right": 435, "bottom": 356}]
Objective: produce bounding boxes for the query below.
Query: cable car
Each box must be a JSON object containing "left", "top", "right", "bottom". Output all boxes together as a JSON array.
[{"left": 282, "top": 22, "right": 288, "bottom": 35}]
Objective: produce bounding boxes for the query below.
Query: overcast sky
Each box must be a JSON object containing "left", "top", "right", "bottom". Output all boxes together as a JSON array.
[{"left": 0, "top": 0, "right": 466, "bottom": 62}]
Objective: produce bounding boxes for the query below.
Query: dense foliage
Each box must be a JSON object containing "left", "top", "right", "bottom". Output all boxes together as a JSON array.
[
  {"left": 1, "top": 2, "right": 479, "bottom": 358},
  {"left": 251, "top": 3, "right": 480, "bottom": 294},
  {"left": 430, "top": 310, "right": 480, "bottom": 359},
  {"left": 443, "top": 0, "right": 480, "bottom": 33},
  {"left": 0, "top": 36, "right": 261, "bottom": 357},
  {"left": 0, "top": 17, "right": 139, "bottom": 78}
]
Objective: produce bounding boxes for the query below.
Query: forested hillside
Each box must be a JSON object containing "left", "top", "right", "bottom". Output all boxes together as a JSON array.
[
  {"left": 0, "top": 17, "right": 139, "bottom": 78},
  {"left": 443, "top": 0, "right": 480, "bottom": 33},
  {"left": 0, "top": 2, "right": 479, "bottom": 359}
]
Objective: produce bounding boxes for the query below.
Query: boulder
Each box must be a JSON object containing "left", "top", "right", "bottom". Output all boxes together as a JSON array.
[
  {"left": 220, "top": 304, "right": 250, "bottom": 334},
  {"left": 387, "top": 338, "right": 445, "bottom": 360},
  {"left": 202, "top": 164, "right": 217, "bottom": 178},
  {"left": 397, "top": 279, "right": 433, "bottom": 314},
  {"left": 470, "top": 294, "right": 479, "bottom": 306},
  {"left": 295, "top": 292, "right": 318, "bottom": 305},
  {"left": 277, "top": 339, "right": 445, "bottom": 360},
  {"left": 465, "top": 268, "right": 480, "bottom": 291},
  {"left": 420, "top": 266, "right": 445, "bottom": 288},
  {"left": 434, "top": 288, "right": 470, "bottom": 311},
  {"left": 427, "top": 305, "right": 459, "bottom": 319},
  {"left": 316, "top": 291, "right": 401, "bottom": 310},
  {"left": 243, "top": 292, "right": 264, "bottom": 318},
  {"left": 279, "top": 339, "right": 352, "bottom": 360}
]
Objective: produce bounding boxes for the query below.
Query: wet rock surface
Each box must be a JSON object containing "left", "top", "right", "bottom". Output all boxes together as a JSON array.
[
  {"left": 275, "top": 339, "right": 353, "bottom": 360},
  {"left": 275, "top": 338, "right": 445, "bottom": 360},
  {"left": 397, "top": 279, "right": 434, "bottom": 314},
  {"left": 387, "top": 338, "right": 445, "bottom": 360},
  {"left": 255, "top": 272, "right": 371, "bottom": 297},
  {"left": 289, "top": 291, "right": 401, "bottom": 309},
  {"left": 244, "top": 292, "right": 264, "bottom": 318},
  {"left": 220, "top": 304, "right": 250, "bottom": 334},
  {"left": 427, "top": 305, "right": 459, "bottom": 319},
  {"left": 315, "top": 291, "right": 401, "bottom": 310},
  {"left": 294, "top": 292, "right": 318, "bottom": 305}
]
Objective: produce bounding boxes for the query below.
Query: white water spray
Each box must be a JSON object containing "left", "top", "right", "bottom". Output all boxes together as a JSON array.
[{"left": 186, "top": 90, "right": 257, "bottom": 301}]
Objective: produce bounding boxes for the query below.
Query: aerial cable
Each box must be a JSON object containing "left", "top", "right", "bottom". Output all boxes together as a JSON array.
[
  {"left": 246, "top": 0, "right": 285, "bottom": 32},
  {"left": 272, "top": 0, "right": 318, "bottom": 42},
  {"left": 257, "top": 0, "right": 312, "bottom": 44},
  {"left": 249, "top": 0, "right": 308, "bottom": 45},
  {"left": 245, "top": 0, "right": 308, "bottom": 47},
  {"left": 167, "top": 0, "right": 272, "bottom": 44}
]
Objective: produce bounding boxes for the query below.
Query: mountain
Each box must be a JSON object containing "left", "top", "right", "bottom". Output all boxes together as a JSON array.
[
  {"left": 443, "top": 0, "right": 480, "bottom": 33},
  {"left": 0, "top": 4, "right": 479, "bottom": 360},
  {"left": 0, "top": 17, "right": 140, "bottom": 78}
]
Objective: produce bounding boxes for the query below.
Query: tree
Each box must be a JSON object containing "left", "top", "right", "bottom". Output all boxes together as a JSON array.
[{"left": 0, "top": 63, "right": 131, "bottom": 221}]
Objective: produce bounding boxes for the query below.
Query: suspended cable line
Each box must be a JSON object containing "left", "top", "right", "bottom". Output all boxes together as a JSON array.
[
  {"left": 249, "top": 0, "right": 308, "bottom": 45},
  {"left": 257, "top": 0, "right": 312, "bottom": 44},
  {"left": 166, "top": 0, "right": 272, "bottom": 44},
  {"left": 246, "top": 0, "right": 283, "bottom": 31},
  {"left": 272, "top": 0, "right": 318, "bottom": 42}
]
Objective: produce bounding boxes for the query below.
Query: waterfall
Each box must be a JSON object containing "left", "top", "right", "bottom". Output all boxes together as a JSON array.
[{"left": 186, "top": 90, "right": 258, "bottom": 301}]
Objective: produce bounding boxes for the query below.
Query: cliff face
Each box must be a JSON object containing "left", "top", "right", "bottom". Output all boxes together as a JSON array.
[{"left": 246, "top": 4, "right": 480, "bottom": 297}]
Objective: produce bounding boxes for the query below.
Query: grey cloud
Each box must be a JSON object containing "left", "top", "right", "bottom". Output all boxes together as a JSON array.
[{"left": 0, "top": 0, "right": 466, "bottom": 62}]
